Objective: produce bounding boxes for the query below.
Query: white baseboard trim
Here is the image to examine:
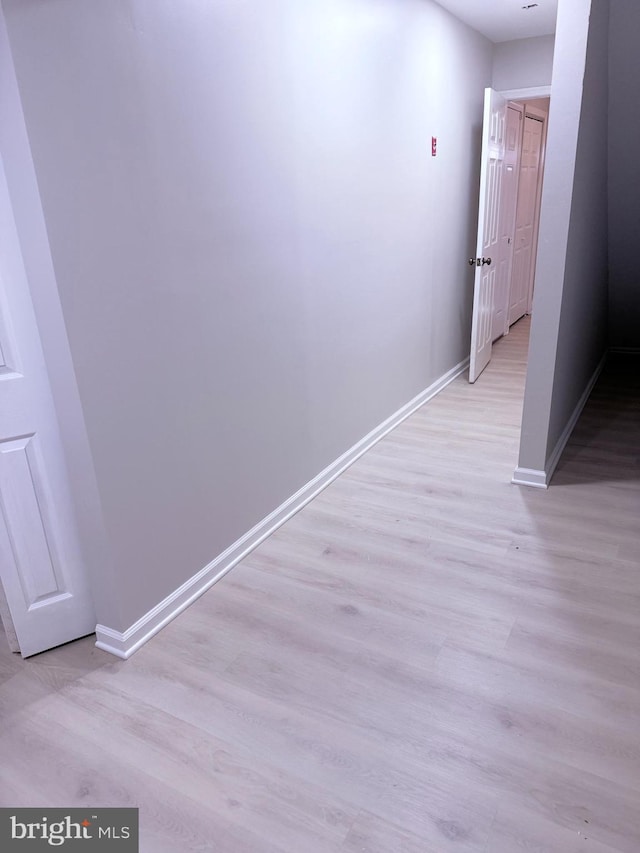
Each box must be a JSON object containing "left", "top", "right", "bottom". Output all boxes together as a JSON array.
[
  {"left": 544, "top": 353, "right": 606, "bottom": 483},
  {"left": 95, "top": 356, "right": 470, "bottom": 659},
  {"left": 511, "top": 353, "right": 606, "bottom": 490},
  {"left": 511, "top": 467, "right": 548, "bottom": 489}
]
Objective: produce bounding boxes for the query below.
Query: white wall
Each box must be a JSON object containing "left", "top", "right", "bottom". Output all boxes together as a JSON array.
[
  {"left": 517, "top": 0, "right": 610, "bottom": 481},
  {"left": 3, "top": 0, "right": 492, "bottom": 632},
  {"left": 608, "top": 0, "right": 640, "bottom": 349},
  {"left": 492, "top": 35, "right": 555, "bottom": 91}
]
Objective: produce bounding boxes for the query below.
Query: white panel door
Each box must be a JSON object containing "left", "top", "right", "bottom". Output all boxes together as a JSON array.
[
  {"left": 0, "top": 151, "right": 95, "bottom": 657},
  {"left": 492, "top": 104, "right": 522, "bottom": 342},
  {"left": 509, "top": 115, "right": 543, "bottom": 326},
  {"left": 469, "top": 88, "right": 506, "bottom": 383}
]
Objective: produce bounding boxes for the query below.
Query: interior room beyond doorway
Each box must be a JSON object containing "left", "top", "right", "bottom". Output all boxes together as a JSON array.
[{"left": 493, "top": 96, "right": 550, "bottom": 347}]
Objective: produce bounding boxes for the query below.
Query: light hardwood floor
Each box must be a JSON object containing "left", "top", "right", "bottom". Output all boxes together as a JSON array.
[{"left": 1, "top": 317, "right": 639, "bottom": 852}]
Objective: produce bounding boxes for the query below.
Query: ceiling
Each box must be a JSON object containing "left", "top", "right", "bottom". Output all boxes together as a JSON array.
[{"left": 433, "top": 0, "right": 558, "bottom": 43}]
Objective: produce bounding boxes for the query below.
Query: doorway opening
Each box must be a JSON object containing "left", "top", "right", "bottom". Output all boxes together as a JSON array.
[
  {"left": 469, "top": 86, "right": 550, "bottom": 384},
  {"left": 495, "top": 97, "right": 549, "bottom": 344}
]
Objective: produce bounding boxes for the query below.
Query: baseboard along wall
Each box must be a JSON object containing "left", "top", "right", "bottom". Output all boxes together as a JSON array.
[
  {"left": 512, "top": 351, "right": 607, "bottom": 489},
  {"left": 96, "top": 356, "right": 470, "bottom": 659}
]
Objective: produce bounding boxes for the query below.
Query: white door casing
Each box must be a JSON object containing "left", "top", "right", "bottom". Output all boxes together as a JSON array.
[
  {"left": 492, "top": 103, "right": 523, "bottom": 342},
  {"left": 509, "top": 113, "right": 544, "bottom": 326},
  {"left": 469, "top": 88, "right": 506, "bottom": 383},
  {"left": 0, "top": 151, "right": 95, "bottom": 657}
]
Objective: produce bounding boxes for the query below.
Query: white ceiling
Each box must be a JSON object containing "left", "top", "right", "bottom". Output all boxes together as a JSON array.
[{"left": 433, "top": 0, "right": 558, "bottom": 44}]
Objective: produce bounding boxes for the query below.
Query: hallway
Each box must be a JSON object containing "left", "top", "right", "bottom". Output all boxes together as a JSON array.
[{"left": 1, "top": 318, "right": 639, "bottom": 852}]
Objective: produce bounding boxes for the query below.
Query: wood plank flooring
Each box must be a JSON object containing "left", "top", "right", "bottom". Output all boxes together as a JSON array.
[{"left": 1, "top": 317, "right": 639, "bottom": 852}]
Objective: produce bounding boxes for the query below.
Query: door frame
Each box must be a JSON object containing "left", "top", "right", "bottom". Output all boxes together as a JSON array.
[{"left": 499, "top": 86, "right": 552, "bottom": 100}]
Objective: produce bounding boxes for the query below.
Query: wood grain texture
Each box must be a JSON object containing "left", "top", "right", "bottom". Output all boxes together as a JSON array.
[{"left": 1, "top": 318, "right": 639, "bottom": 852}]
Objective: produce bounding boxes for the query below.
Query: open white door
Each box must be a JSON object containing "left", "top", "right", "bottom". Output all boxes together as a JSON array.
[
  {"left": 0, "top": 151, "right": 95, "bottom": 657},
  {"left": 469, "top": 88, "right": 507, "bottom": 383}
]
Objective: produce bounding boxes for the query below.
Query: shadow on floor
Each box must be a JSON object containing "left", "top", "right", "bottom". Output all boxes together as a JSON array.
[{"left": 552, "top": 354, "right": 640, "bottom": 486}]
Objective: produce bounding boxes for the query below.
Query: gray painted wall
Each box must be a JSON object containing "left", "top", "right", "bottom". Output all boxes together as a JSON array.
[
  {"left": 492, "top": 35, "right": 555, "bottom": 91},
  {"left": 608, "top": 0, "right": 640, "bottom": 349},
  {"left": 3, "top": 0, "right": 492, "bottom": 630},
  {"left": 545, "top": 0, "right": 610, "bottom": 457},
  {"left": 518, "top": 0, "right": 610, "bottom": 475}
]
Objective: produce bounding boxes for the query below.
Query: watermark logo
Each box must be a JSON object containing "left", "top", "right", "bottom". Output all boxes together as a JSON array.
[{"left": 0, "top": 808, "right": 138, "bottom": 850}]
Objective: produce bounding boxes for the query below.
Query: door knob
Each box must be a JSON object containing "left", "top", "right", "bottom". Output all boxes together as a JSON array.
[
  {"left": 468, "top": 258, "right": 475, "bottom": 266},
  {"left": 482, "top": 257, "right": 492, "bottom": 266}
]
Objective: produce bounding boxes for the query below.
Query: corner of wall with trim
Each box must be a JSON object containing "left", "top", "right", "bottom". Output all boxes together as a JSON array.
[{"left": 513, "top": 0, "right": 594, "bottom": 487}]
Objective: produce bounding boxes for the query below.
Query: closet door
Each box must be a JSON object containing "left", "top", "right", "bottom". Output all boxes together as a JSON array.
[{"left": 509, "top": 114, "right": 544, "bottom": 326}]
